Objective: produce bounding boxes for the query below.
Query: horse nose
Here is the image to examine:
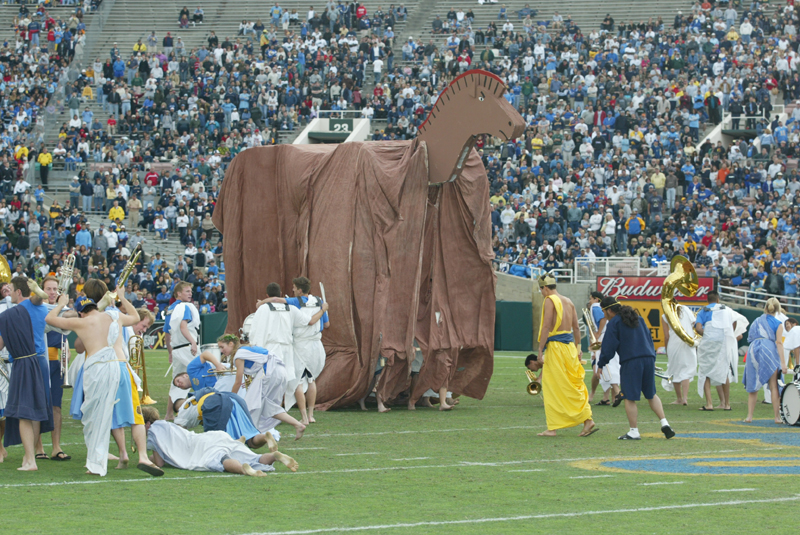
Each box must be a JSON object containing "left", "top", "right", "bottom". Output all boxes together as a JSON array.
[{"left": 509, "top": 116, "right": 526, "bottom": 139}]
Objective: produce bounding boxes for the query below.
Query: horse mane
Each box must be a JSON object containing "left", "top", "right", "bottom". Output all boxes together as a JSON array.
[{"left": 418, "top": 70, "right": 508, "bottom": 134}]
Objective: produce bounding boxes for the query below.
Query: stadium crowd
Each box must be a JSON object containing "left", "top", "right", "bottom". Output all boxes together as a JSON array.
[{"left": 4, "top": 0, "right": 800, "bottom": 322}]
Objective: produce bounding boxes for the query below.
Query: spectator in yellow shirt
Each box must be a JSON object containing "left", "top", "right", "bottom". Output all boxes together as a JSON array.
[
  {"left": 37, "top": 147, "right": 53, "bottom": 189},
  {"left": 133, "top": 39, "right": 147, "bottom": 52},
  {"left": 109, "top": 199, "right": 126, "bottom": 221}
]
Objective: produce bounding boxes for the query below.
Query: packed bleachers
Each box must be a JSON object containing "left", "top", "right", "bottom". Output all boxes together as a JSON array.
[{"left": 3, "top": 0, "right": 800, "bottom": 315}]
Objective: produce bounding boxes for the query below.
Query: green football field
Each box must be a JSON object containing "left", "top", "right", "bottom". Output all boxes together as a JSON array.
[{"left": 2, "top": 350, "right": 799, "bottom": 535}]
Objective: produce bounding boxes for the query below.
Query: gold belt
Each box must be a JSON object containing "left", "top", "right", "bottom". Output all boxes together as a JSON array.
[
  {"left": 195, "top": 393, "right": 215, "bottom": 419},
  {"left": 12, "top": 353, "right": 38, "bottom": 361}
]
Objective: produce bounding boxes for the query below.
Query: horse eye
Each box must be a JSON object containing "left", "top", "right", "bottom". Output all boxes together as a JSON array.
[{"left": 479, "top": 96, "right": 485, "bottom": 101}]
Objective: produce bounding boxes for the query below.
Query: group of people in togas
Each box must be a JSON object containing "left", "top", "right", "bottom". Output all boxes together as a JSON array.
[
  {"left": 526, "top": 273, "right": 798, "bottom": 439},
  {"left": 0, "top": 274, "right": 327, "bottom": 478}
]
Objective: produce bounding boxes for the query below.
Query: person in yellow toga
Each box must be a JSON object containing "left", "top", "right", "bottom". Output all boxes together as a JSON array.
[{"left": 531, "top": 274, "right": 597, "bottom": 437}]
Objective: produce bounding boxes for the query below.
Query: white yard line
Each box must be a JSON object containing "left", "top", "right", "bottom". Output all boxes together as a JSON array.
[
  {"left": 713, "top": 489, "right": 757, "bottom": 493},
  {"left": 569, "top": 475, "right": 615, "bottom": 479},
  {"left": 0, "top": 448, "right": 749, "bottom": 490},
  {"left": 639, "top": 481, "right": 685, "bottom": 486},
  {"left": 389, "top": 457, "right": 431, "bottom": 461},
  {"left": 508, "top": 469, "right": 545, "bottom": 473},
  {"left": 240, "top": 495, "right": 800, "bottom": 535},
  {"left": 334, "top": 452, "right": 379, "bottom": 456}
]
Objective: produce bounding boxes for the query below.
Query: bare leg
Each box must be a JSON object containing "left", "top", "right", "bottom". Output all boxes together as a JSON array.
[
  {"left": 273, "top": 411, "right": 306, "bottom": 440},
  {"left": 51, "top": 407, "right": 64, "bottom": 456},
  {"left": 0, "top": 420, "right": 6, "bottom": 462},
  {"left": 438, "top": 386, "right": 453, "bottom": 411},
  {"left": 702, "top": 378, "right": 714, "bottom": 410},
  {"left": 590, "top": 371, "right": 599, "bottom": 401},
  {"left": 222, "top": 458, "right": 255, "bottom": 475},
  {"left": 377, "top": 392, "right": 391, "bottom": 413},
  {"left": 165, "top": 395, "right": 175, "bottom": 420},
  {"left": 420, "top": 396, "right": 434, "bottom": 408},
  {"left": 18, "top": 419, "right": 39, "bottom": 471},
  {"left": 680, "top": 379, "right": 690, "bottom": 404},
  {"left": 131, "top": 425, "right": 157, "bottom": 467},
  {"left": 306, "top": 381, "right": 317, "bottom": 423},
  {"left": 722, "top": 380, "right": 731, "bottom": 410},
  {"left": 624, "top": 399, "right": 638, "bottom": 429},
  {"left": 610, "top": 385, "right": 619, "bottom": 404},
  {"left": 769, "top": 372, "right": 781, "bottom": 423},
  {"left": 671, "top": 381, "right": 683, "bottom": 404},
  {"left": 295, "top": 384, "right": 308, "bottom": 425},
  {"left": 269, "top": 451, "right": 298, "bottom": 472},
  {"left": 359, "top": 373, "right": 380, "bottom": 411},
  {"left": 714, "top": 384, "right": 725, "bottom": 409},
  {"left": 111, "top": 428, "right": 129, "bottom": 468},
  {"left": 745, "top": 391, "right": 757, "bottom": 422},
  {"left": 647, "top": 394, "right": 666, "bottom": 420},
  {"left": 35, "top": 434, "right": 45, "bottom": 456},
  {"left": 407, "top": 373, "right": 420, "bottom": 410}
]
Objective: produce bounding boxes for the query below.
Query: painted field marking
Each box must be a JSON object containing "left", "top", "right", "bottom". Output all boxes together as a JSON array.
[
  {"left": 713, "top": 488, "right": 757, "bottom": 493},
  {"left": 334, "top": 452, "right": 379, "bottom": 457},
  {"left": 639, "top": 481, "right": 685, "bottom": 486},
  {"left": 389, "top": 457, "right": 431, "bottom": 461},
  {"left": 569, "top": 475, "right": 615, "bottom": 480},
  {"left": 239, "top": 495, "right": 800, "bottom": 535},
  {"left": 0, "top": 448, "right": 747, "bottom": 489},
  {"left": 508, "top": 469, "right": 545, "bottom": 473}
]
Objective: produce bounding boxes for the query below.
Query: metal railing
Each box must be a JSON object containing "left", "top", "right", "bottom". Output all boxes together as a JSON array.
[
  {"left": 721, "top": 105, "right": 785, "bottom": 131},
  {"left": 573, "top": 256, "right": 643, "bottom": 284},
  {"left": 719, "top": 284, "right": 800, "bottom": 311}
]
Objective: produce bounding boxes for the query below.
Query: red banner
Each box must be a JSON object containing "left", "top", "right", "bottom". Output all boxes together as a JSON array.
[{"left": 596, "top": 276, "right": 716, "bottom": 302}]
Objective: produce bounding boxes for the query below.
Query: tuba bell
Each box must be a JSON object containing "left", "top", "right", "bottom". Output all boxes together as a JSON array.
[
  {"left": 525, "top": 369, "right": 542, "bottom": 395},
  {"left": 129, "top": 335, "right": 156, "bottom": 405},
  {"left": 662, "top": 255, "right": 702, "bottom": 347},
  {"left": 582, "top": 308, "right": 602, "bottom": 351}
]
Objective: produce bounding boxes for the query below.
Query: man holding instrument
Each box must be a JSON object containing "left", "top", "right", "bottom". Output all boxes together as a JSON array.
[
  {"left": 0, "top": 277, "right": 53, "bottom": 471},
  {"left": 534, "top": 274, "right": 597, "bottom": 437},
  {"left": 597, "top": 297, "right": 675, "bottom": 440},
  {"left": 165, "top": 281, "right": 200, "bottom": 420}
]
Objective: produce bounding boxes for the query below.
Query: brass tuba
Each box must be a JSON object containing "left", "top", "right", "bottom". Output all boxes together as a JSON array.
[
  {"left": 525, "top": 369, "right": 541, "bottom": 395},
  {"left": 129, "top": 335, "right": 156, "bottom": 405},
  {"left": 0, "top": 254, "right": 11, "bottom": 283},
  {"left": 582, "top": 308, "right": 602, "bottom": 351},
  {"left": 662, "top": 255, "right": 702, "bottom": 347}
]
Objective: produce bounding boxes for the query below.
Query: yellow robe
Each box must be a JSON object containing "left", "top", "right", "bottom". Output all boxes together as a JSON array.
[{"left": 539, "top": 295, "right": 592, "bottom": 430}]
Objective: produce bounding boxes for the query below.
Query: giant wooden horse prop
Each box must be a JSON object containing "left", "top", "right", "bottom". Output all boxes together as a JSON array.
[{"left": 212, "top": 70, "right": 525, "bottom": 409}]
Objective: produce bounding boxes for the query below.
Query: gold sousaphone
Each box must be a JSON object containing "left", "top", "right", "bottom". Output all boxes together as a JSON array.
[{"left": 662, "top": 255, "right": 702, "bottom": 347}]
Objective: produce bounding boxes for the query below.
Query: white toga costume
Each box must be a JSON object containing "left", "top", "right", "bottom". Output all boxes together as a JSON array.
[
  {"left": 696, "top": 303, "right": 738, "bottom": 398},
  {"left": 250, "top": 302, "right": 314, "bottom": 410},
  {"left": 146, "top": 420, "right": 274, "bottom": 473},
  {"left": 592, "top": 303, "right": 620, "bottom": 391},
  {"left": 82, "top": 310, "right": 123, "bottom": 477},
  {"left": 289, "top": 295, "right": 326, "bottom": 390},
  {"left": 661, "top": 305, "right": 697, "bottom": 392},
  {"left": 233, "top": 346, "right": 288, "bottom": 432},
  {"left": 168, "top": 301, "right": 200, "bottom": 402}
]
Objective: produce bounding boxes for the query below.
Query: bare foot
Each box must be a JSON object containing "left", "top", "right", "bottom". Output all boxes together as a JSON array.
[
  {"left": 420, "top": 397, "right": 434, "bottom": 408},
  {"left": 18, "top": 462, "right": 38, "bottom": 471},
  {"left": 237, "top": 436, "right": 247, "bottom": 443},
  {"left": 274, "top": 451, "right": 298, "bottom": 472},
  {"left": 743, "top": 418, "right": 753, "bottom": 423},
  {"left": 108, "top": 453, "right": 119, "bottom": 461},
  {"left": 85, "top": 470, "right": 101, "bottom": 475},
  {"left": 377, "top": 399, "right": 391, "bottom": 413},
  {"left": 0, "top": 449, "right": 7, "bottom": 463},
  {"left": 538, "top": 430, "right": 557, "bottom": 437},
  {"left": 116, "top": 459, "right": 129, "bottom": 470},
  {"left": 578, "top": 421, "right": 598, "bottom": 437},
  {"left": 407, "top": 401, "right": 416, "bottom": 411},
  {"left": 670, "top": 400, "right": 683, "bottom": 405},
  {"left": 242, "top": 464, "right": 267, "bottom": 477},
  {"left": 308, "top": 416, "right": 316, "bottom": 424},
  {"left": 775, "top": 418, "right": 783, "bottom": 424},
  {"left": 294, "top": 423, "right": 306, "bottom": 441},
  {"left": 439, "top": 401, "right": 454, "bottom": 411},
  {"left": 448, "top": 397, "right": 460, "bottom": 406},
  {"left": 264, "top": 432, "right": 278, "bottom": 453},
  {"left": 358, "top": 398, "right": 367, "bottom": 411}
]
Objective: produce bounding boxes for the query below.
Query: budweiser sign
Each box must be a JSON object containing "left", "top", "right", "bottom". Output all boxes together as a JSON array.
[{"left": 597, "top": 276, "right": 715, "bottom": 302}]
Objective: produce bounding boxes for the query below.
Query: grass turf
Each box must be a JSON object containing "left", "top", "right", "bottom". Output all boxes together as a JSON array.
[{"left": 1, "top": 350, "right": 798, "bottom": 534}]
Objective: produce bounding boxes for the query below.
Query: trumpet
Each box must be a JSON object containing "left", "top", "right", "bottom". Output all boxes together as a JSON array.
[
  {"left": 57, "top": 253, "right": 76, "bottom": 295},
  {"left": 129, "top": 335, "right": 156, "bottom": 405},
  {"left": 582, "top": 308, "right": 602, "bottom": 351},
  {"left": 525, "top": 369, "right": 541, "bottom": 395},
  {"left": 61, "top": 337, "right": 72, "bottom": 389},
  {"left": 111, "top": 244, "right": 142, "bottom": 300},
  {"left": 655, "top": 366, "right": 673, "bottom": 383}
]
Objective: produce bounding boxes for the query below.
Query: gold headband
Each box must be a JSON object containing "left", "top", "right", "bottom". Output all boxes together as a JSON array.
[
  {"left": 538, "top": 273, "right": 557, "bottom": 286},
  {"left": 601, "top": 296, "right": 625, "bottom": 310},
  {"left": 218, "top": 334, "right": 239, "bottom": 343}
]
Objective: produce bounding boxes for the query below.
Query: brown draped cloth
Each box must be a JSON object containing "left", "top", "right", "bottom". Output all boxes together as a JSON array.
[
  {"left": 409, "top": 150, "right": 496, "bottom": 404},
  {"left": 213, "top": 141, "right": 430, "bottom": 409}
]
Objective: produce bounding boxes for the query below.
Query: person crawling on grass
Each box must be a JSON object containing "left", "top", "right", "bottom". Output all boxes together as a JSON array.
[
  {"left": 141, "top": 406, "right": 298, "bottom": 477},
  {"left": 173, "top": 387, "right": 284, "bottom": 451}
]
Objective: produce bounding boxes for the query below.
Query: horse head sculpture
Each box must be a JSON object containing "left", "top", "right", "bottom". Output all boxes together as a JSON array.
[{"left": 418, "top": 70, "right": 526, "bottom": 184}]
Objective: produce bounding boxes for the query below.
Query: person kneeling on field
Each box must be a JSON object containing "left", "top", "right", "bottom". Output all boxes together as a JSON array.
[{"left": 142, "top": 406, "right": 298, "bottom": 476}]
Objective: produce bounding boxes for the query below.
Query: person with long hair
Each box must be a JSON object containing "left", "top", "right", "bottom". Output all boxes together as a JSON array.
[
  {"left": 694, "top": 290, "right": 737, "bottom": 411},
  {"left": 531, "top": 274, "right": 597, "bottom": 437},
  {"left": 597, "top": 297, "right": 675, "bottom": 440},
  {"left": 743, "top": 298, "right": 787, "bottom": 423}
]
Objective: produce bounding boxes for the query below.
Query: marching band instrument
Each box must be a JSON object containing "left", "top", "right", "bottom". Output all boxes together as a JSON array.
[
  {"left": 780, "top": 381, "right": 800, "bottom": 426},
  {"left": 110, "top": 244, "right": 142, "bottom": 300},
  {"left": 582, "top": 308, "right": 602, "bottom": 351},
  {"left": 129, "top": 335, "right": 156, "bottom": 405},
  {"left": 239, "top": 313, "right": 255, "bottom": 342},
  {"left": 60, "top": 338, "right": 72, "bottom": 389},
  {"left": 525, "top": 369, "right": 541, "bottom": 395},
  {"left": 654, "top": 366, "right": 673, "bottom": 383},
  {"left": 0, "top": 254, "right": 12, "bottom": 283},
  {"left": 58, "top": 253, "right": 76, "bottom": 295},
  {"left": 662, "top": 255, "right": 702, "bottom": 347}
]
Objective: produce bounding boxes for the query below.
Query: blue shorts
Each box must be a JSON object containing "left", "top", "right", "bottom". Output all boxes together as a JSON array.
[
  {"left": 620, "top": 356, "right": 656, "bottom": 401},
  {"left": 49, "top": 359, "right": 64, "bottom": 408}
]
